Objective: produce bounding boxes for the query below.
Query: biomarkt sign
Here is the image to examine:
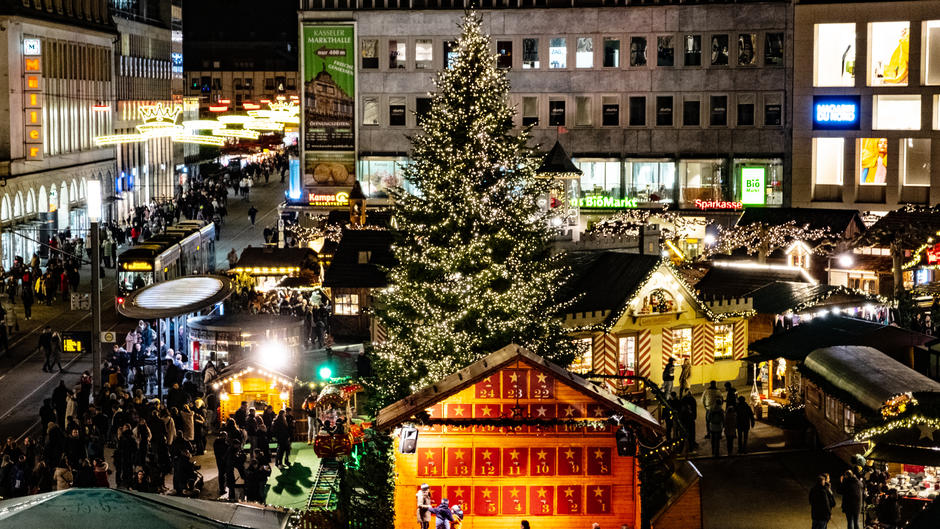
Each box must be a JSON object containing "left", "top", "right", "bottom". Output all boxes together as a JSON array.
[{"left": 694, "top": 199, "right": 743, "bottom": 210}]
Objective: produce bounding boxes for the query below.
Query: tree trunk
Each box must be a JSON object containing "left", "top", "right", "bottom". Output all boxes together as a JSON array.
[{"left": 892, "top": 240, "right": 904, "bottom": 298}]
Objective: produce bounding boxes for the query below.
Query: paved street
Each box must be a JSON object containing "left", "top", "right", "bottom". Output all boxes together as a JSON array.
[{"left": 0, "top": 176, "right": 286, "bottom": 443}]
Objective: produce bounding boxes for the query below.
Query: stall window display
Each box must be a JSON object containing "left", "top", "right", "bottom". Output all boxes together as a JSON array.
[
  {"left": 901, "top": 139, "right": 931, "bottom": 186},
  {"left": 714, "top": 324, "right": 733, "bottom": 359},
  {"left": 658, "top": 36, "right": 674, "bottom": 67},
  {"left": 570, "top": 337, "right": 592, "bottom": 374},
  {"left": 523, "top": 38, "right": 539, "bottom": 69},
  {"left": 549, "top": 38, "right": 566, "bottom": 68},
  {"left": 358, "top": 156, "right": 413, "bottom": 198},
  {"left": 873, "top": 94, "right": 920, "bottom": 130},
  {"left": 679, "top": 159, "right": 725, "bottom": 206},
  {"left": 813, "top": 138, "right": 845, "bottom": 185},
  {"left": 627, "top": 160, "right": 675, "bottom": 204},
  {"left": 684, "top": 34, "right": 702, "bottom": 66},
  {"left": 335, "top": 293, "right": 359, "bottom": 316},
  {"left": 603, "top": 38, "right": 620, "bottom": 68},
  {"left": 738, "top": 33, "right": 757, "bottom": 65},
  {"left": 639, "top": 289, "right": 676, "bottom": 314},
  {"left": 711, "top": 34, "right": 729, "bottom": 65},
  {"left": 886, "top": 467, "right": 940, "bottom": 501},
  {"left": 869, "top": 22, "right": 909, "bottom": 86},
  {"left": 618, "top": 335, "right": 636, "bottom": 374},
  {"left": 630, "top": 37, "right": 647, "bottom": 66},
  {"left": 575, "top": 159, "right": 622, "bottom": 200},
  {"left": 815, "top": 23, "right": 856, "bottom": 87},
  {"left": 859, "top": 137, "right": 889, "bottom": 185},
  {"left": 673, "top": 327, "right": 692, "bottom": 359},
  {"left": 576, "top": 37, "right": 593, "bottom": 68}
]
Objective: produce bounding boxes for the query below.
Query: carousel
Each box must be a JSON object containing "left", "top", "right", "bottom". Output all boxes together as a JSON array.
[{"left": 311, "top": 383, "right": 365, "bottom": 458}]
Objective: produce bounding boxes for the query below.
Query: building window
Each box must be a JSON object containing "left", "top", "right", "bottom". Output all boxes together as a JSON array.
[
  {"left": 575, "top": 37, "right": 593, "bottom": 68},
  {"left": 901, "top": 138, "right": 931, "bottom": 186},
  {"left": 734, "top": 159, "right": 784, "bottom": 206},
  {"left": 765, "top": 32, "right": 784, "bottom": 66},
  {"left": 656, "top": 96, "right": 673, "bottom": 126},
  {"left": 416, "top": 39, "right": 433, "bottom": 69},
  {"left": 389, "top": 97, "right": 406, "bottom": 126},
  {"left": 684, "top": 35, "right": 702, "bottom": 66},
  {"left": 335, "top": 293, "right": 359, "bottom": 316},
  {"left": 523, "top": 38, "right": 539, "bottom": 69},
  {"left": 858, "top": 138, "right": 888, "bottom": 185},
  {"left": 358, "top": 156, "right": 414, "bottom": 198},
  {"left": 673, "top": 327, "right": 692, "bottom": 359},
  {"left": 629, "top": 96, "right": 646, "bottom": 126},
  {"left": 683, "top": 99, "right": 701, "bottom": 127},
  {"left": 576, "top": 159, "right": 621, "bottom": 200},
  {"left": 496, "top": 40, "right": 513, "bottom": 69},
  {"left": 869, "top": 21, "right": 909, "bottom": 86},
  {"left": 709, "top": 95, "right": 727, "bottom": 126},
  {"left": 522, "top": 97, "right": 539, "bottom": 126},
  {"left": 603, "top": 38, "right": 620, "bottom": 68},
  {"left": 549, "top": 100, "right": 566, "bottom": 126},
  {"left": 618, "top": 335, "right": 636, "bottom": 374},
  {"left": 570, "top": 338, "right": 592, "bottom": 374},
  {"left": 416, "top": 97, "right": 432, "bottom": 123},
  {"left": 657, "top": 36, "right": 674, "bottom": 67},
  {"left": 362, "top": 97, "right": 379, "bottom": 125},
  {"left": 549, "top": 38, "right": 567, "bottom": 68},
  {"left": 264, "top": 78, "right": 274, "bottom": 90},
  {"left": 737, "top": 95, "right": 755, "bottom": 126},
  {"left": 873, "top": 94, "right": 920, "bottom": 130},
  {"left": 711, "top": 35, "right": 729, "bottom": 65},
  {"left": 627, "top": 160, "right": 676, "bottom": 205},
  {"left": 813, "top": 138, "right": 845, "bottom": 185},
  {"left": 764, "top": 95, "right": 783, "bottom": 126},
  {"left": 602, "top": 96, "right": 619, "bottom": 126},
  {"left": 575, "top": 96, "right": 592, "bottom": 126},
  {"left": 714, "top": 324, "right": 733, "bottom": 359},
  {"left": 815, "top": 23, "right": 856, "bottom": 87},
  {"left": 825, "top": 395, "right": 841, "bottom": 425},
  {"left": 361, "top": 39, "right": 379, "bottom": 69},
  {"left": 389, "top": 40, "right": 406, "bottom": 69},
  {"left": 444, "top": 40, "right": 457, "bottom": 69},
  {"left": 925, "top": 21, "right": 940, "bottom": 85},
  {"left": 630, "top": 37, "right": 647, "bottom": 66},
  {"left": 844, "top": 408, "right": 856, "bottom": 434},
  {"left": 679, "top": 159, "right": 725, "bottom": 206},
  {"left": 738, "top": 33, "right": 758, "bottom": 66}
]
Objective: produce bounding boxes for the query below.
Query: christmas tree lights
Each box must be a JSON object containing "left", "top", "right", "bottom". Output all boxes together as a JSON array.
[{"left": 372, "top": 12, "right": 577, "bottom": 406}]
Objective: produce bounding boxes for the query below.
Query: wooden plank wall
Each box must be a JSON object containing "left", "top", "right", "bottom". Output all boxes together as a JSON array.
[
  {"left": 392, "top": 360, "right": 641, "bottom": 529},
  {"left": 651, "top": 481, "right": 702, "bottom": 529}
]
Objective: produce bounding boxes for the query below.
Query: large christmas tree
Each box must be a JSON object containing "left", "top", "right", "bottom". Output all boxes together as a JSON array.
[{"left": 373, "top": 12, "right": 577, "bottom": 404}]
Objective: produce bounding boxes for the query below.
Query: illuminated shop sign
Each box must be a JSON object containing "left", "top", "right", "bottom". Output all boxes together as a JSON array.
[
  {"left": 576, "top": 196, "right": 639, "bottom": 208},
  {"left": 694, "top": 199, "right": 743, "bottom": 210},
  {"left": 309, "top": 191, "right": 349, "bottom": 207},
  {"left": 23, "top": 38, "right": 43, "bottom": 160},
  {"left": 813, "top": 95, "right": 860, "bottom": 130},
  {"left": 123, "top": 261, "right": 153, "bottom": 271},
  {"left": 741, "top": 167, "right": 766, "bottom": 205}
]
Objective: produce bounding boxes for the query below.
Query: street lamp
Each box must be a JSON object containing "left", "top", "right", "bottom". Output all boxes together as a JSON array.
[{"left": 87, "top": 179, "right": 102, "bottom": 392}]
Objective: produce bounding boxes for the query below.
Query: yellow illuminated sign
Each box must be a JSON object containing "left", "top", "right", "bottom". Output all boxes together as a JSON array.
[
  {"left": 123, "top": 261, "right": 153, "bottom": 271},
  {"left": 308, "top": 191, "right": 349, "bottom": 207},
  {"left": 64, "top": 339, "right": 82, "bottom": 353}
]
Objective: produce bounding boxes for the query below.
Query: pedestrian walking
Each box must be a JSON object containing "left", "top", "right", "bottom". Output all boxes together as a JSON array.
[
  {"left": 50, "top": 331, "right": 63, "bottom": 372},
  {"left": 809, "top": 473, "right": 836, "bottom": 529},
  {"left": 678, "top": 356, "right": 691, "bottom": 396},
  {"left": 227, "top": 248, "right": 239, "bottom": 269},
  {"left": 661, "top": 357, "right": 675, "bottom": 397},
  {"left": 248, "top": 206, "right": 258, "bottom": 226},
  {"left": 735, "top": 396, "right": 755, "bottom": 454},
  {"left": 702, "top": 380, "right": 721, "bottom": 439},
  {"left": 840, "top": 470, "right": 864, "bottom": 529},
  {"left": 723, "top": 400, "right": 737, "bottom": 455},
  {"left": 39, "top": 326, "right": 53, "bottom": 372},
  {"left": 679, "top": 390, "right": 698, "bottom": 451},
  {"left": 22, "top": 280, "right": 33, "bottom": 320},
  {"left": 705, "top": 398, "right": 724, "bottom": 457}
]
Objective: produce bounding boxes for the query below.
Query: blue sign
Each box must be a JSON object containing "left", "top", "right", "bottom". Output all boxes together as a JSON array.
[
  {"left": 288, "top": 158, "right": 301, "bottom": 200},
  {"left": 171, "top": 52, "right": 183, "bottom": 67},
  {"left": 813, "top": 95, "right": 860, "bottom": 130}
]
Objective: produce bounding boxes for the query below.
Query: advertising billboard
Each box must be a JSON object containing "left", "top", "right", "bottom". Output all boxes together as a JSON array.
[{"left": 301, "top": 24, "right": 356, "bottom": 205}]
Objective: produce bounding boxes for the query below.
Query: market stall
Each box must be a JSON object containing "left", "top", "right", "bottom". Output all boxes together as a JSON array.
[
  {"left": 210, "top": 360, "right": 295, "bottom": 421},
  {"left": 188, "top": 313, "right": 305, "bottom": 369},
  {"left": 230, "top": 246, "right": 321, "bottom": 291}
]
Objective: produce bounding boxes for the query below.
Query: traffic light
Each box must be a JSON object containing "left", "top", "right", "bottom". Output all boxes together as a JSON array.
[
  {"left": 318, "top": 364, "right": 333, "bottom": 380},
  {"left": 616, "top": 427, "right": 636, "bottom": 457}
]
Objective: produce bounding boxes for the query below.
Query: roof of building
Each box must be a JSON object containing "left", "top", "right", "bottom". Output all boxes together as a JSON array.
[
  {"left": 855, "top": 206, "right": 940, "bottom": 249},
  {"left": 537, "top": 141, "right": 582, "bottom": 175},
  {"left": 0, "top": 1, "right": 118, "bottom": 33},
  {"left": 188, "top": 313, "right": 305, "bottom": 333},
  {"left": 375, "top": 344, "right": 661, "bottom": 433},
  {"left": 322, "top": 229, "right": 395, "bottom": 289},
  {"left": 695, "top": 264, "right": 811, "bottom": 298},
  {"left": 802, "top": 345, "right": 940, "bottom": 415},
  {"left": 747, "top": 316, "right": 933, "bottom": 362},
  {"left": 118, "top": 276, "right": 235, "bottom": 320},
  {"left": 561, "top": 251, "right": 664, "bottom": 315},
  {"left": 747, "top": 281, "right": 881, "bottom": 315},
  {"left": 234, "top": 247, "right": 318, "bottom": 271},
  {"left": 736, "top": 207, "right": 866, "bottom": 237}
]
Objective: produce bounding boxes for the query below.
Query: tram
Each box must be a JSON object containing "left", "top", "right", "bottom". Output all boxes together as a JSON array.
[{"left": 116, "top": 220, "right": 216, "bottom": 297}]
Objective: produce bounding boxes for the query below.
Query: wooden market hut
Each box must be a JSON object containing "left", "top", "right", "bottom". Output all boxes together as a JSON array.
[
  {"left": 322, "top": 228, "right": 394, "bottom": 341},
  {"left": 375, "top": 344, "right": 679, "bottom": 529},
  {"left": 209, "top": 359, "right": 295, "bottom": 422},
  {"left": 230, "top": 246, "right": 320, "bottom": 290}
]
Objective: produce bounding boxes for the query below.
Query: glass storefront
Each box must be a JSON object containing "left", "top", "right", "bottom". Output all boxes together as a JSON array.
[
  {"left": 1, "top": 221, "right": 42, "bottom": 270},
  {"left": 357, "top": 156, "right": 416, "bottom": 198},
  {"left": 626, "top": 160, "right": 676, "bottom": 205},
  {"left": 732, "top": 158, "right": 784, "bottom": 206},
  {"left": 678, "top": 159, "right": 726, "bottom": 207}
]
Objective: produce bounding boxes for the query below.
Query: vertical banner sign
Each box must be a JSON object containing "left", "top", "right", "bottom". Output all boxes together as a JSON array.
[
  {"left": 740, "top": 166, "right": 765, "bottom": 205},
  {"left": 302, "top": 25, "right": 355, "bottom": 207},
  {"left": 23, "top": 38, "right": 43, "bottom": 161}
]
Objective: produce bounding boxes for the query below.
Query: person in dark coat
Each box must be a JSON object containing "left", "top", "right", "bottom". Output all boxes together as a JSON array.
[
  {"left": 680, "top": 391, "right": 698, "bottom": 451},
  {"left": 840, "top": 470, "right": 864, "bottom": 529},
  {"left": 427, "top": 498, "right": 455, "bottom": 529},
  {"left": 735, "top": 396, "right": 755, "bottom": 454},
  {"left": 876, "top": 488, "right": 901, "bottom": 529},
  {"left": 213, "top": 431, "right": 230, "bottom": 497},
  {"left": 809, "top": 473, "right": 836, "bottom": 529},
  {"left": 273, "top": 410, "right": 291, "bottom": 468}
]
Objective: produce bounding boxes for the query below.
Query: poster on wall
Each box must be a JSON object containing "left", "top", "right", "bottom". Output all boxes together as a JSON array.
[{"left": 302, "top": 24, "right": 355, "bottom": 206}]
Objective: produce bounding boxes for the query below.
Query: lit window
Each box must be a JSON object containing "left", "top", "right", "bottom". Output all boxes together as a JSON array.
[
  {"left": 570, "top": 338, "right": 592, "bottom": 374},
  {"left": 684, "top": 35, "right": 702, "bottom": 66},
  {"left": 416, "top": 39, "right": 433, "bottom": 69},
  {"left": 843, "top": 407, "right": 856, "bottom": 434},
  {"left": 869, "top": 22, "right": 909, "bottom": 86},
  {"left": 361, "top": 39, "right": 378, "bottom": 69},
  {"left": 630, "top": 37, "right": 647, "bottom": 66},
  {"left": 576, "top": 37, "right": 593, "bottom": 68},
  {"left": 389, "top": 40, "right": 406, "bottom": 69},
  {"left": 618, "top": 336, "right": 636, "bottom": 374},
  {"left": 497, "top": 40, "right": 513, "bottom": 69},
  {"left": 335, "top": 294, "right": 359, "bottom": 315},
  {"left": 901, "top": 138, "right": 931, "bottom": 186},
  {"left": 814, "top": 23, "right": 856, "bottom": 87},
  {"left": 672, "top": 328, "right": 692, "bottom": 359},
  {"left": 522, "top": 97, "right": 539, "bottom": 126},
  {"left": 549, "top": 38, "right": 567, "bottom": 68},
  {"left": 362, "top": 97, "right": 379, "bottom": 126},
  {"left": 925, "top": 21, "right": 940, "bottom": 85},
  {"left": 873, "top": 94, "right": 920, "bottom": 130},
  {"left": 858, "top": 138, "right": 888, "bottom": 185},
  {"left": 714, "top": 324, "right": 733, "bottom": 359},
  {"left": 813, "top": 138, "right": 844, "bottom": 185},
  {"left": 825, "top": 395, "right": 841, "bottom": 424},
  {"left": 738, "top": 33, "right": 757, "bottom": 66},
  {"left": 523, "top": 38, "right": 539, "bottom": 69},
  {"left": 575, "top": 159, "right": 621, "bottom": 199}
]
